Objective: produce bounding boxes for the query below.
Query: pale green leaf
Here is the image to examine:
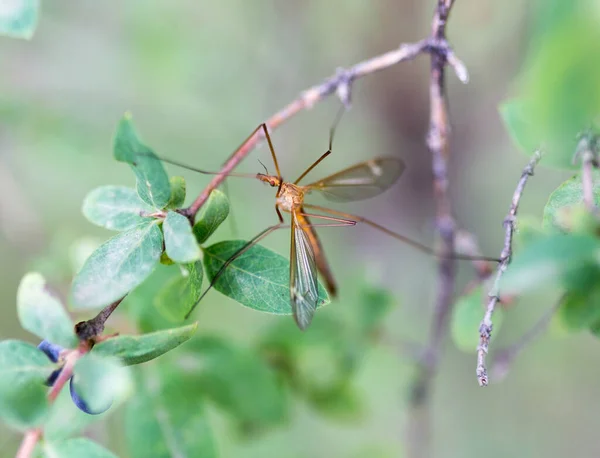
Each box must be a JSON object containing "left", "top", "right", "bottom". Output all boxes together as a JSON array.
[
  {"left": 82, "top": 186, "right": 152, "bottom": 231},
  {"left": 154, "top": 262, "right": 204, "bottom": 321},
  {"left": 40, "top": 438, "right": 118, "bottom": 458},
  {"left": 163, "top": 211, "right": 201, "bottom": 263},
  {"left": 193, "top": 189, "right": 230, "bottom": 244},
  {"left": 0, "top": 0, "right": 39, "bottom": 39}
]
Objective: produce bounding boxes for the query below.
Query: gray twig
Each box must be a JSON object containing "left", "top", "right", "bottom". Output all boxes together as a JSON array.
[{"left": 477, "top": 150, "right": 543, "bottom": 386}]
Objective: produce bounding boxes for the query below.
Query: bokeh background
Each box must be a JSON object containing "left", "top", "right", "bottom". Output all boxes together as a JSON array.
[{"left": 1, "top": 1, "right": 595, "bottom": 457}]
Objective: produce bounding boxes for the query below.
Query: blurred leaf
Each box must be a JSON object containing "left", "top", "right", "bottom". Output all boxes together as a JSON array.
[
  {"left": 82, "top": 186, "right": 152, "bottom": 231},
  {"left": 17, "top": 273, "right": 77, "bottom": 348},
  {"left": 354, "top": 284, "right": 395, "bottom": 335},
  {"left": 159, "top": 252, "right": 175, "bottom": 266},
  {"left": 203, "top": 240, "right": 329, "bottom": 315},
  {"left": 501, "top": 234, "right": 600, "bottom": 294},
  {"left": 514, "top": 215, "right": 546, "bottom": 250},
  {"left": 72, "top": 355, "right": 132, "bottom": 415},
  {"left": 0, "top": 0, "right": 39, "bottom": 39},
  {"left": 167, "top": 176, "right": 186, "bottom": 209},
  {"left": 543, "top": 173, "right": 600, "bottom": 231},
  {"left": 0, "top": 340, "right": 53, "bottom": 430},
  {"left": 125, "top": 366, "right": 217, "bottom": 458},
  {"left": 559, "top": 285, "right": 600, "bottom": 331},
  {"left": 307, "top": 383, "right": 363, "bottom": 422},
  {"left": 509, "top": 9, "right": 600, "bottom": 168},
  {"left": 113, "top": 114, "right": 171, "bottom": 208},
  {"left": 499, "top": 98, "right": 543, "bottom": 155},
  {"left": 163, "top": 211, "right": 201, "bottom": 263},
  {"left": 44, "top": 388, "right": 102, "bottom": 441},
  {"left": 154, "top": 262, "right": 204, "bottom": 321},
  {"left": 68, "top": 237, "right": 102, "bottom": 275},
  {"left": 451, "top": 287, "right": 503, "bottom": 353},
  {"left": 71, "top": 221, "right": 163, "bottom": 309},
  {"left": 193, "top": 189, "right": 230, "bottom": 244},
  {"left": 180, "top": 336, "right": 288, "bottom": 427},
  {"left": 93, "top": 323, "right": 197, "bottom": 365},
  {"left": 40, "top": 438, "right": 118, "bottom": 458}
]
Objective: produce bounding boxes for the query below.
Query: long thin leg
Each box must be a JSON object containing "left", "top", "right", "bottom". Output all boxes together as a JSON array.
[
  {"left": 184, "top": 222, "right": 288, "bottom": 318},
  {"left": 294, "top": 105, "right": 347, "bottom": 185},
  {"left": 303, "top": 204, "right": 501, "bottom": 263},
  {"left": 259, "top": 123, "right": 282, "bottom": 178}
]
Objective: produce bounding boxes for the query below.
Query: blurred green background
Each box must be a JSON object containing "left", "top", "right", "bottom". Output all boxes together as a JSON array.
[{"left": 1, "top": 1, "right": 597, "bottom": 457}]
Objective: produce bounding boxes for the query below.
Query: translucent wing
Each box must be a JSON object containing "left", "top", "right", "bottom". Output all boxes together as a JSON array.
[
  {"left": 305, "top": 157, "right": 405, "bottom": 202},
  {"left": 290, "top": 211, "right": 319, "bottom": 330}
]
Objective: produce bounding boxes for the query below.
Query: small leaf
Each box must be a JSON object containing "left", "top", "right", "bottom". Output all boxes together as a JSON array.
[
  {"left": 543, "top": 172, "right": 600, "bottom": 231},
  {"left": 17, "top": 273, "right": 77, "bottom": 348},
  {"left": 178, "top": 336, "right": 288, "bottom": 426},
  {"left": 163, "top": 211, "right": 201, "bottom": 263},
  {"left": 307, "top": 383, "right": 363, "bottom": 422},
  {"left": 125, "top": 365, "right": 217, "bottom": 458},
  {"left": 71, "top": 221, "right": 163, "bottom": 309},
  {"left": 203, "top": 240, "right": 329, "bottom": 315},
  {"left": 0, "top": 0, "right": 39, "bottom": 39},
  {"left": 40, "top": 438, "right": 118, "bottom": 458},
  {"left": 93, "top": 323, "right": 198, "bottom": 365},
  {"left": 501, "top": 234, "right": 600, "bottom": 295},
  {"left": 71, "top": 355, "right": 133, "bottom": 415},
  {"left": 451, "top": 287, "right": 503, "bottom": 353},
  {"left": 167, "top": 176, "right": 186, "bottom": 209},
  {"left": 82, "top": 186, "right": 152, "bottom": 231},
  {"left": 0, "top": 340, "right": 54, "bottom": 429},
  {"left": 154, "top": 262, "right": 204, "bottom": 321},
  {"left": 193, "top": 189, "right": 230, "bottom": 244},
  {"left": 113, "top": 114, "right": 171, "bottom": 208}
]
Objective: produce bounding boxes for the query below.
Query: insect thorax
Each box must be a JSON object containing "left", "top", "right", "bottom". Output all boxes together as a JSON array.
[{"left": 276, "top": 183, "right": 304, "bottom": 212}]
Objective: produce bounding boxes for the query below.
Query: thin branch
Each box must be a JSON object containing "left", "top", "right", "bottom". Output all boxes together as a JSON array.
[
  {"left": 74, "top": 297, "right": 125, "bottom": 341},
  {"left": 184, "top": 41, "right": 437, "bottom": 219},
  {"left": 455, "top": 229, "right": 494, "bottom": 280},
  {"left": 477, "top": 150, "right": 543, "bottom": 387},
  {"left": 573, "top": 132, "right": 599, "bottom": 211},
  {"left": 491, "top": 295, "right": 562, "bottom": 383},
  {"left": 15, "top": 340, "right": 92, "bottom": 458},
  {"left": 406, "top": 2, "right": 461, "bottom": 457}
]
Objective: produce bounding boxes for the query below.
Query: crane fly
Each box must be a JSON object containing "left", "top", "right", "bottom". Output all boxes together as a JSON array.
[{"left": 151, "top": 113, "right": 498, "bottom": 330}]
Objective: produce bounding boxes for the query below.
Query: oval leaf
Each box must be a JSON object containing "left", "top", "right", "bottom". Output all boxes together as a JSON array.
[
  {"left": 502, "top": 233, "right": 600, "bottom": 295},
  {"left": 543, "top": 172, "right": 600, "bottom": 231},
  {"left": 167, "top": 176, "right": 186, "bottom": 209},
  {"left": 0, "top": 340, "right": 54, "bottom": 429},
  {"left": 71, "top": 222, "right": 163, "bottom": 309},
  {"left": 125, "top": 366, "right": 217, "bottom": 458},
  {"left": 82, "top": 186, "right": 152, "bottom": 231},
  {"left": 154, "top": 262, "right": 204, "bottom": 321},
  {"left": 113, "top": 114, "right": 171, "bottom": 209},
  {"left": 17, "top": 273, "right": 76, "bottom": 348},
  {"left": 451, "top": 287, "right": 503, "bottom": 353},
  {"left": 72, "top": 355, "right": 133, "bottom": 414},
  {"left": 41, "top": 438, "right": 118, "bottom": 458},
  {"left": 203, "top": 240, "right": 329, "bottom": 315},
  {"left": 193, "top": 189, "right": 230, "bottom": 244},
  {"left": 178, "top": 336, "right": 288, "bottom": 426},
  {"left": 0, "top": 0, "right": 39, "bottom": 39},
  {"left": 93, "top": 323, "right": 198, "bottom": 365},
  {"left": 163, "top": 211, "right": 201, "bottom": 263}
]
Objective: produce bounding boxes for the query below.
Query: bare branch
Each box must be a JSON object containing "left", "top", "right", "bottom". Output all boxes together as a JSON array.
[
  {"left": 573, "top": 132, "right": 599, "bottom": 211},
  {"left": 477, "top": 150, "right": 543, "bottom": 387}
]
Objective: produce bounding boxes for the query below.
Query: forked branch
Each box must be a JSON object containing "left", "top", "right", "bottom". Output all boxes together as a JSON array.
[{"left": 477, "top": 150, "right": 542, "bottom": 387}]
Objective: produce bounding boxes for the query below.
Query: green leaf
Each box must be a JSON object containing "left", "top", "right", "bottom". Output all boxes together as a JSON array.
[
  {"left": 501, "top": 234, "right": 600, "bottom": 295},
  {"left": 0, "top": 340, "right": 54, "bottom": 429},
  {"left": 82, "top": 186, "right": 152, "bottom": 231},
  {"left": 71, "top": 221, "right": 163, "bottom": 309},
  {"left": 499, "top": 98, "right": 543, "bottom": 155},
  {"left": 72, "top": 355, "right": 133, "bottom": 414},
  {"left": 193, "top": 189, "right": 230, "bottom": 244},
  {"left": 154, "top": 262, "right": 204, "bottom": 321},
  {"left": 179, "top": 336, "right": 288, "bottom": 426},
  {"left": 40, "top": 438, "right": 118, "bottom": 458},
  {"left": 0, "top": 0, "right": 39, "bottom": 39},
  {"left": 354, "top": 284, "right": 395, "bottom": 335},
  {"left": 93, "top": 323, "right": 198, "bottom": 365},
  {"left": 559, "top": 285, "right": 600, "bottom": 331},
  {"left": 125, "top": 366, "right": 217, "bottom": 458},
  {"left": 203, "top": 240, "right": 329, "bottom": 315},
  {"left": 543, "top": 172, "right": 600, "bottom": 231},
  {"left": 43, "top": 388, "right": 103, "bottom": 441},
  {"left": 163, "top": 211, "right": 201, "bottom": 263},
  {"left": 17, "top": 273, "right": 77, "bottom": 348},
  {"left": 167, "top": 176, "right": 186, "bottom": 209},
  {"left": 451, "top": 287, "right": 503, "bottom": 353},
  {"left": 113, "top": 114, "right": 171, "bottom": 208},
  {"left": 307, "top": 383, "right": 363, "bottom": 422}
]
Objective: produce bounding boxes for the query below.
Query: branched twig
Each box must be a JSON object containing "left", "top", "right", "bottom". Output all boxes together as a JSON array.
[
  {"left": 491, "top": 295, "right": 562, "bottom": 383},
  {"left": 74, "top": 297, "right": 124, "bottom": 341},
  {"left": 477, "top": 150, "right": 542, "bottom": 387},
  {"left": 15, "top": 340, "right": 93, "bottom": 458}
]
